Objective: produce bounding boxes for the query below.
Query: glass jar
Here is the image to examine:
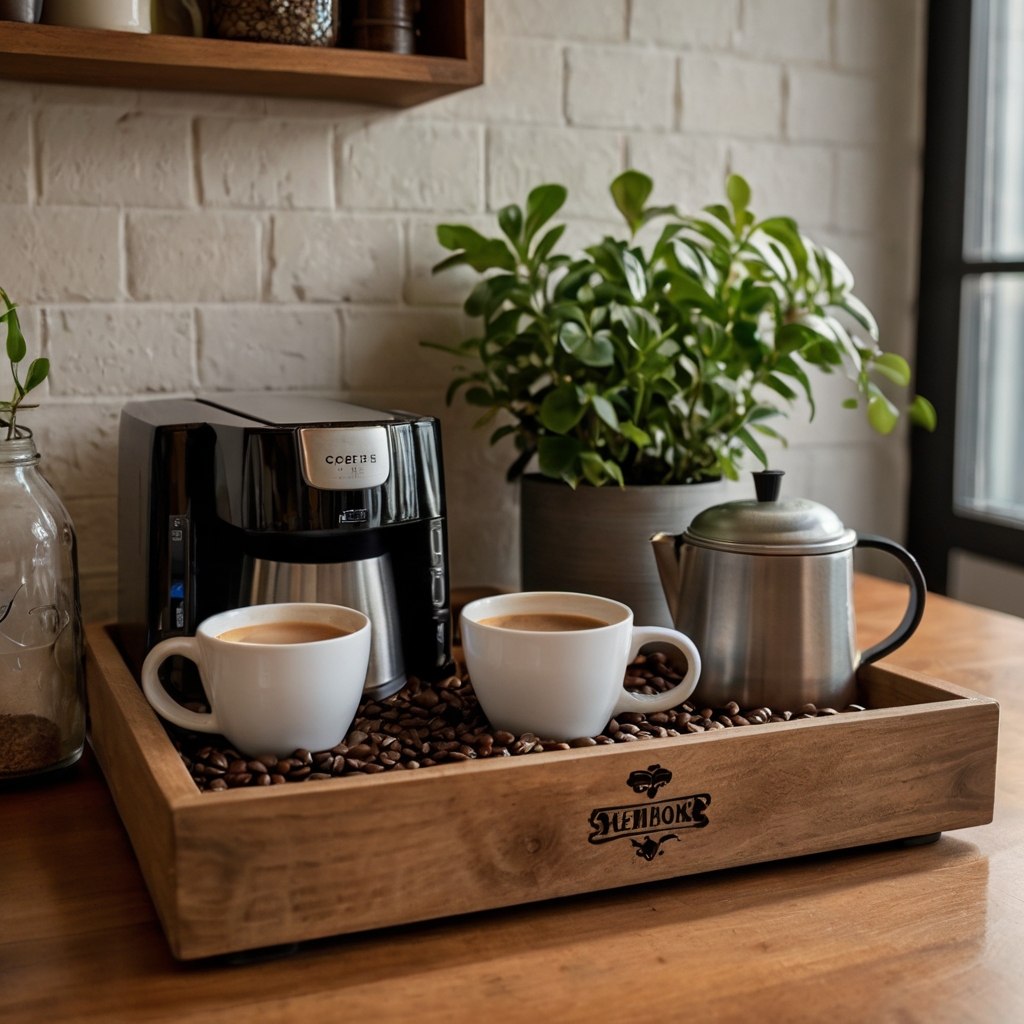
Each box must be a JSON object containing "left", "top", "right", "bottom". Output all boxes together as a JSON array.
[
  {"left": 211, "top": 0, "right": 338, "bottom": 46},
  {"left": 0, "top": 436, "right": 85, "bottom": 778}
]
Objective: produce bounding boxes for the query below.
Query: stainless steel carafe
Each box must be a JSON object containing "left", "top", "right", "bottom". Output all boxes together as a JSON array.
[
  {"left": 241, "top": 553, "right": 405, "bottom": 700},
  {"left": 651, "top": 471, "right": 926, "bottom": 711}
]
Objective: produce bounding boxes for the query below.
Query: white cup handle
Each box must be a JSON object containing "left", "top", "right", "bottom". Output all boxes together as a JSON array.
[
  {"left": 141, "top": 636, "right": 222, "bottom": 734},
  {"left": 612, "top": 626, "right": 702, "bottom": 717}
]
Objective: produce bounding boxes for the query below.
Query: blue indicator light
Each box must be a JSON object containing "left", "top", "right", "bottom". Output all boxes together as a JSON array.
[{"left": 170, "top": 582, "right": 184, "bottom": 599}]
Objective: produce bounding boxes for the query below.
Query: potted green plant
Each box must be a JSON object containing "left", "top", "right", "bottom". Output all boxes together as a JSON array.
[
  {"left": 426, "top": 173, "right": 935, "bottom": 624},
  {"left": 0, "top": 287, "right": 85, "bottom": 778}
]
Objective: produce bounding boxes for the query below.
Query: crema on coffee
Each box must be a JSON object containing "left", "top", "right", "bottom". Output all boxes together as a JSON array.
[
  {"left": 478, "top": 613, "right": 609, "bottom": 632},
  {"left": 216, "top": 622, "right": 349, "bottom": 645}
]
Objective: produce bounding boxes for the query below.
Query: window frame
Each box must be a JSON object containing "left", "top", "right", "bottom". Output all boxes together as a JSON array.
[{"left": 908, "top": 0, "right": 1024, "bottom": 591}]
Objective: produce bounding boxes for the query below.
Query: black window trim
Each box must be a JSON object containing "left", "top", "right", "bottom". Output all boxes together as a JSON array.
[{"left": 908, "top": 0, "right": 1024, "bottom": 591}]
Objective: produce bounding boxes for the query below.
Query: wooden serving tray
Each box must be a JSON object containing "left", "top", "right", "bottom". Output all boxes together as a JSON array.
[{"left": 85, "top": 622, "right": 999, "bottom": 961}]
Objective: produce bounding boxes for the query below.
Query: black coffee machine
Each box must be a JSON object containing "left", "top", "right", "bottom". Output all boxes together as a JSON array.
[{"left": 118, "top": 393, "right": 453, "bottom": 700}]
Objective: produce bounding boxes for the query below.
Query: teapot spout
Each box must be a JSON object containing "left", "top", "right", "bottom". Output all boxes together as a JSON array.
[{"left": 650, "top": 532, "right": 683, "bottom": 622}]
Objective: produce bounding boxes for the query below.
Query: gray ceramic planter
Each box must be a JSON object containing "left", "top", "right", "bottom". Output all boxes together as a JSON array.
[{"left": 520, "top": 474, "right": 728, "bottom": 627}]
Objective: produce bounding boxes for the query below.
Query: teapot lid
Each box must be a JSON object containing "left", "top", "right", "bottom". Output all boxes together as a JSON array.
[{"left": 683, "top": 471, "right": 857, "bottom": 555}]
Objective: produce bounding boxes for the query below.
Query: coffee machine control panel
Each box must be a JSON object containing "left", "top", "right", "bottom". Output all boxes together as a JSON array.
[
  {"left": 168, "top": 515, "right": 190, "bottom": 633},
  {"left": 299, "top": 427, "right": 391, "bottom": 491}
]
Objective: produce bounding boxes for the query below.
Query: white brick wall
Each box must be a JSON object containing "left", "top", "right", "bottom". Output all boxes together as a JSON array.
[
  {"left": 39, "top": 108, "right": 193, "bottom": 207},
  {"left": 198, "top": 118, "right": 334, "bottom": 209},
  {"left": 0, "top": 0, "right": 927, "bottom": 620}
]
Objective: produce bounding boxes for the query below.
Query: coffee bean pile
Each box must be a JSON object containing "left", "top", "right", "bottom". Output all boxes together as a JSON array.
[
  {"left": 211, "top": 0, "right": 338, "bottom": 46},
  {"left": 167, "top": 651, "right": 868, "bottom": 793}
]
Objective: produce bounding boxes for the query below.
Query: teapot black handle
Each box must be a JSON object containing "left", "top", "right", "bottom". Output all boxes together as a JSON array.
[{"left": 855, "top": 533, "right": 927, "bottom": 666}]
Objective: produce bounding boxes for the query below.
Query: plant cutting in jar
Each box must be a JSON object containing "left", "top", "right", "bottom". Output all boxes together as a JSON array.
[
  {"left": 425, "top": 172, "right": 936, "bottom": 488},
  {"left": 0, "top": 286, "right": 49, "bottom": 440}
]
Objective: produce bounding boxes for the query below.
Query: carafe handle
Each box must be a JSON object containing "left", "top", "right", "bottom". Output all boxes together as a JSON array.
[{"left": 856, "top": 534, "right": 927, "bottom": 665}]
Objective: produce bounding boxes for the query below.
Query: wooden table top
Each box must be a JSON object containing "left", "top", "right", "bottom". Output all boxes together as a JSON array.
[{"left": 3, "top": 574, "right": 1023, "bottom": 1023}]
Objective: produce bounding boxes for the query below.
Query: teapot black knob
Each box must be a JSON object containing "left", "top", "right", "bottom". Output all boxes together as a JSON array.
[{"left": 753, "top": 470, "right": 784, "bottom": 502}]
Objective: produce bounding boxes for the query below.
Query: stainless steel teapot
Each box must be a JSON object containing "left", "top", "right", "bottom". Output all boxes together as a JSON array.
[{"left": 651, "top": 471, "right": 926, "bottom": 711}]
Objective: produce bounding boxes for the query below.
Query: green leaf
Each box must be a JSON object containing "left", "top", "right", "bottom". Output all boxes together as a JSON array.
[
  {"left": 473, "top": 407, "right": 499, "bottom": 429},
  {"left": 757, "top": 217, "right": 807, "bottom": 278},
  {"left": 463, "top": 279, "right": 494, "bottom": 318},
  {"left": 532, "top": 223, "right": 566, "bottom": 264},
  {"left": 751, "top": 423, "right": 788, "bottom": 446},
  {"left": 619, "top": 421, "right": 651, "bottom": 447},
  {"left": 736, "top": 427, "right": 768, "bottom": 469},
  {"left": 558, "top": 321, "right": 587, "bottom": 351},
  {"left": 872, "top": 352, "right": 912, "bottom": 387},
  {"left": 838, "top": 295, "right": 879, "bottom": 340},
  {"left": 524, "top": 184, "right": 568, "bottom": 244},
  {"left": 717, "top": 450, "right": 740, "bottom": 481},
  {"left": 578, "top": 450, "right": 608, "bottom": 486},
  {"left": 726, "top": 174, "right": 751, "bottom": 213},
  {"left": 603, "top": 459, "right": 625, "bottom": 487},
  {"left": 591, "top": 395, "right": 620, "bottom": 431},
  {"left": 538, "top": 381, "right": 585, "bottom": 434},
  {"left": 537, "top": 435, "right": 584, "bottom": 480},
  {"left": 444, "top": 376, "right": 470, "bottom": 405},
  {"left": 559, "top": 322, "right": 615, "bottom": 367},
  {"left": 434, "top": 225, "right": 516, "bottom": 273},
  {"left": 774, "top": 322, "right": 816, "bottom": 355},
  {"left": 610, "top": 170, "right": 654, "bottom": 234},
  {"left": 622, "top": 250, "right": 647, "bottom": 302},
  {"left": 436, "top": 224, "right": 487, "bottom": 252},
  {"left": 497, "top": 204, "right": 523, "bottom": 248},
  {"left": 765, "top": 374, "right": 799, "bottom": 402},
  {"left": 908, "top": 394, "right": 937, "bottom": 431},
  {"left": 465, "top": 386, "right": 493, "bottom": 407},
  {"left": 842, "top": 398, "right": 859, "bottom": 409},
  {"left": 431, "top": 251, "right": 473, "bottom": 274},
  {"left": 665, "top": 269, "right": 714, "bottom": 308},
  {"left": 489, "top": 424, "right": 518, "bottom": 446},
  {"left": 703, "top": 204, "right": 734, "bottom": 231},
  {"left": 5, "top": 307, "right": 26, "bottom": 364},
  {"left": 867, "top": 392, "right": 899, "bottom": 434},
  {"left": 23, "top": 358, "right": 49, "bottom": 394},
  {"left": 463, "top": 274, "right": 518, "bottom": 318},
  {"left": 774, "top": 355, "right": 816, "bottom": 419}
]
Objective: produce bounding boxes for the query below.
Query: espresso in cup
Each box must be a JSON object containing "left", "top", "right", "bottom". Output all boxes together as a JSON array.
[
  {"left": 462, "top": 592, "right": 702, "bottom": 740},
  {"left": 217, "top": 621, "right": 350, "bottom": 645}
]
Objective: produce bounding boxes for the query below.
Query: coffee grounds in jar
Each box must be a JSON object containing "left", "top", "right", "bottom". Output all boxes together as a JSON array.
[
  {"left": 164, "top": 652, "right": 868, "bottom": 793},
  {"left": 0, "top": 713, "right": 62, "bottom": 775},
  {"left": 211, "top": 0, "right": 338, "bottom": 46}
]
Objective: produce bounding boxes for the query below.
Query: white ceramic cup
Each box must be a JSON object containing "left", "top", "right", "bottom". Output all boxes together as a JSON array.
[
  {"left": 141, "top": 603, "right": 371, "bottom": 758},
  {"left": 460, "top": 592, "right": 701, "bottom": 740}
]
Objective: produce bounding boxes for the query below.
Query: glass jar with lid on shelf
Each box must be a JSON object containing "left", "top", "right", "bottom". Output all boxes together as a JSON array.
[{"left": 210, "top": 0, "right": 338, "bottom": 46}]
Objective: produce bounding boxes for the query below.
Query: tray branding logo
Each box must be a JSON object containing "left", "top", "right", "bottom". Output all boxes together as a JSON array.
[{"left": 588, "top": 764, "right": 710, "bottom": 861}]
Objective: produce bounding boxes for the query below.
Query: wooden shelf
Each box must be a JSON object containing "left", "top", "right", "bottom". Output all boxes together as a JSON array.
[{"left": 0, "top": 1, "right": 483, "bottom": 106}]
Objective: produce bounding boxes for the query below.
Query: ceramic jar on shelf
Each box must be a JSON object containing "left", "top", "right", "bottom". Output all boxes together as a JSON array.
[
  {"left": 342, "top": 0, "right": 419, "bottom": 54},
  {"left": 0, "top": 435, "right": 85, "bottom": 779},
  {"left": 43, "top": 0, "right": 152, "bottom": 32}
]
